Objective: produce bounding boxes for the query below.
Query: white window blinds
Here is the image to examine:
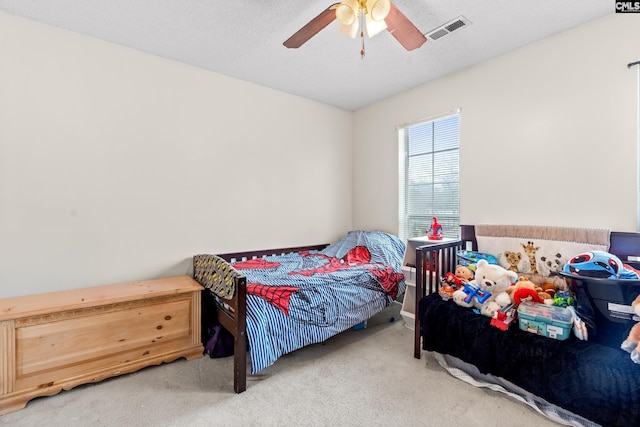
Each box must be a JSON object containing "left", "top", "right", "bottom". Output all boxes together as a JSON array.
[{"left": 398, "top": 113, "right": 460, "bottom": 241}]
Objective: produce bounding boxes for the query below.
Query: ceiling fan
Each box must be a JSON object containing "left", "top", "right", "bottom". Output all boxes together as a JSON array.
[{"left": 283, "top": 0, "right": 427, "bottom": 57}]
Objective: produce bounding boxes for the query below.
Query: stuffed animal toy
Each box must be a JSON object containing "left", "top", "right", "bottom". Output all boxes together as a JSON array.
[
  {"left": 505, "top": 276, "right": 553, "bottom": 305},
  {"left": 541, "top": 282, "right": 557, "bottom": 298},
  {"left": 453, "top": 259, "right": 517, "bottom": 317},
  {"left": 455, "top": 265, "right": 475, "bottom": 282},
  {"left": 621, "top": 294, "right": 640, "bottom": 363},
  {"left": 438, "top": 265, "right": 476, "bottom": 300}
]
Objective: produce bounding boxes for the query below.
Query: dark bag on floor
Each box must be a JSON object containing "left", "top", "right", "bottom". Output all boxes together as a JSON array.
[{"left": 201, "top": 290, "right": 235, "bottom": 358}]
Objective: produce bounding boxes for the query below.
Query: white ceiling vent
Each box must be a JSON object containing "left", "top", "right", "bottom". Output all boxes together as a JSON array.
[{"left": 426, "top": 16, "right": 471, "bottom": 41}]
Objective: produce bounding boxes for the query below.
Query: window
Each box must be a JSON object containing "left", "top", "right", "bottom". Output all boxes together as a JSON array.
[{"left": 398, "top": 112, "right": 460, "bottom": 241}]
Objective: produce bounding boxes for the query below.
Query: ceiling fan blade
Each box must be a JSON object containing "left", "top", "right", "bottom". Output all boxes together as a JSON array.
[
  {"left": 283, "top": 4, "right": 338, "bottom": 49},
  {"left": 385, "top": 3, "right": 427, "bottom": 51}
]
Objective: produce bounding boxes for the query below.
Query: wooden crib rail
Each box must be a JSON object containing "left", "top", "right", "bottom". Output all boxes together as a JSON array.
[{"left": 414, "top": 240, "right": 464, "bottom": 359}]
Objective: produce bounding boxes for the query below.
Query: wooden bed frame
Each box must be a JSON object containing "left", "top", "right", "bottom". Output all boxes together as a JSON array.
[
  {"left": 194, "top": 244, "right": 328, "bottom": 394},
  {"left": 413, "top": 224, "right": 640, "bottom": 359},
  {"left": 413, "top": 239, "right": 463, "bottom": 358}
]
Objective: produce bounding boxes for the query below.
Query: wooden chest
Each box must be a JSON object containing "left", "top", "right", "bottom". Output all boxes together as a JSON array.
[{"left": 0, "top": 276, "right": 204, "bottom": 414}]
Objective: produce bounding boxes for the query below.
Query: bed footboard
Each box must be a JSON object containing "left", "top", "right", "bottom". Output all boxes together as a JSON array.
[
  {"left": 193, "top": 254, "right": 247, "bottom": 393},
  {"left": 414, "top": 240, "right": 463, "bottom": 359},
  {"left": 194, "top": 244, "right": 328, "bottom": 393}
]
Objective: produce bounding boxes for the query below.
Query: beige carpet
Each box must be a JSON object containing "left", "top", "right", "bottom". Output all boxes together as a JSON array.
[{"left": 2, "top": 303, "right": 562, "bottom": 426}]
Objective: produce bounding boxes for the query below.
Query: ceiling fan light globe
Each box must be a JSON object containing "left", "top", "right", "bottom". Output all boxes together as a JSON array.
[
  {"left": 339, "top": 21, "right": 359, "bottom": 38},
  {"left": 368, "top": 0, "right": 391, "bottom": 21},
  {"left": 335, "top": 1, "right": 358, "bottom": 25},
  {"left": 365, "top": 14, "right": 387, "bottom": 38}
]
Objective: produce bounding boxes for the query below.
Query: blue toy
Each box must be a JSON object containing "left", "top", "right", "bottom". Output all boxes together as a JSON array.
[
  {"left": 456, "top": 250, "right": 498, "bottom": 268},
  {"left": 563, "top": 250, "right": 639, "bottom": 279},
  {"left": 460, "top": 282, "right": 492, "bottom": 304}
]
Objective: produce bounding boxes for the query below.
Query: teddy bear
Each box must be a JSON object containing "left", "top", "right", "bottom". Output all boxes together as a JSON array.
[
  {"left": 505, "top": 276, "right": 554, "bottom": 305},
  {"left": 455, "top": 264, "right": 475, "bottom": 282},
  {"left": 621, "top": 294, "right": 640, "bottom": 363},
  {"left": 438, "top": 264, "right": 476, "bottom": 300},
  {"left": 452, "top": 259, "right": 517, "bottom": 317}
]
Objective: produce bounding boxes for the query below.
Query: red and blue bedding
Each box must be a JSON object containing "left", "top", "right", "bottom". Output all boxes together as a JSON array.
[{"left": 232, "top": 230, "right": 406, "bottom": 373}]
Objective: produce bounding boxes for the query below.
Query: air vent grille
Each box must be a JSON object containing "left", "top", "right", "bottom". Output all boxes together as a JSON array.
[
  {"left": 426, "top": 16, "right": 471, "bottom": 41},
  {"left": 429, "top": 29, "right": 449, "bottom": 41}
]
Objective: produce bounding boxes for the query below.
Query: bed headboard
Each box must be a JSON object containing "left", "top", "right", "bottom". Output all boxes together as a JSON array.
[
  {"left": 460, "top": 224, "right": 640, "bottom": 267},
  {"left": 216, "top": 244, "right": 329, "bottom": 263}
]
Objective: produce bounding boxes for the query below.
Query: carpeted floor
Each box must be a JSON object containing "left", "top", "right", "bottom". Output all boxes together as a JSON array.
[{"left": 1, "top": 302, "right": 562, "bottom": 426}]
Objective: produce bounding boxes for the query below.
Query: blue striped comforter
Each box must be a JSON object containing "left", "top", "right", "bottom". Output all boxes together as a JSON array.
[{"left": 232, "top": 230, "right": 406, "bottom": 373}]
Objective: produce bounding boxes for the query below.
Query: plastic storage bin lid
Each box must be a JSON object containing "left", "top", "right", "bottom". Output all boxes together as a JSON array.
[
  {"left": 456, "top": 250, "right": 498, "bottom": 268},
  {"left": 517, "top": 300, "right": 573, "bottom": 324}
]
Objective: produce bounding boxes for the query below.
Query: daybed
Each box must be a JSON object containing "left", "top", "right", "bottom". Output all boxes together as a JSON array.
[
  {"left": 414, "top": 224, "right": 640, "bottom": 427},
  {"left": 193, "top": 230, "right": 406, "bottom": 393}
]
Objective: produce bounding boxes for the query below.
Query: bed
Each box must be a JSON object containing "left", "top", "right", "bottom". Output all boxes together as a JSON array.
[
  {"left": 193, "top": 230, "right": 406, "bottom": 393},
  {"left": 415, "top": 224, "right": 640, "bottom": 427}
]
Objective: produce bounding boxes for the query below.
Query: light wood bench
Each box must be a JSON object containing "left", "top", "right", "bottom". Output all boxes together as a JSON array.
[{"left": 0, "top": 276, "right": 204, "bottom": 414}]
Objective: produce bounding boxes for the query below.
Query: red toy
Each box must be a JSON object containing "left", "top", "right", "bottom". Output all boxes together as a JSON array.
[
  {"left": 439, "top": 271, "right": 470, "bottom": 300},
  {"left": 444, "top": 271, "right": 464, "bottom": 287},
  {"left": 438, "top": 282, "right": 457, "bottom": 300},
  {"left": 513, "top": 287, "right": 544, "bottom": 305},
  {"left": 491, "top": 302, "right": 517, "bottom": 331},
  {"left": 427, "top": 217, "right": 443, "bottom": 240}
]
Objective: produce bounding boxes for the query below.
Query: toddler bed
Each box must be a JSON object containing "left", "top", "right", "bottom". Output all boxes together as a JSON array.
[
  {"left": 193, "top": 230, "right": 406, "bottom": 393},
  {"left": 416, "top": 224, "right": 640, "bottom": 427}
]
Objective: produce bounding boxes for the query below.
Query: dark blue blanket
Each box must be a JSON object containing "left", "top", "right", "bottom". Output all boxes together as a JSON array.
[{"left": 419, "top": 293, "right": 640, "bottom": 427}]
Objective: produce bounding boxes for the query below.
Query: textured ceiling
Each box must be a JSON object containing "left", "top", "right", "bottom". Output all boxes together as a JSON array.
[{"left": 0, "top": 1, "right": 612, "bottom": 111}]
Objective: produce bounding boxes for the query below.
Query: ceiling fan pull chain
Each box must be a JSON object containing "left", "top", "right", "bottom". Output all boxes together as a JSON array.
[{"left": 360, "top": 11, "right": 365, "bottom": 58}]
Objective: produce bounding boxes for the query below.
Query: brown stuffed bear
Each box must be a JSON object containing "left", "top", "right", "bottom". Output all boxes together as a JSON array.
[
  {"left": 439, "top": 265, "right": 476, "bottom": 300},
  {"left": 455, "top": 265, "right": 475, "bottom": 282},
  {"left": 505, "top": 276, "right": 553, "bottom": 305},
  {"left": 621, "top": 294, "right": 640, "bottom": 363}
]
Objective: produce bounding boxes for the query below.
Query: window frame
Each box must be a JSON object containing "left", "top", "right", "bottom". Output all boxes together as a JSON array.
[{"left": 398, "top": 111, "right": 461, "bottom": 241}]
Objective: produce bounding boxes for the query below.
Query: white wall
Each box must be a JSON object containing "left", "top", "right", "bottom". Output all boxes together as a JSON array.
[
  {"left": 353, "top": 13, "right": 639, "bottom": 234},
  {"left": 3, "top": 12, "right": 639, "bottom": 298},
  {"left": 0, "top": 12, "right": 354, "bottom": 297}
]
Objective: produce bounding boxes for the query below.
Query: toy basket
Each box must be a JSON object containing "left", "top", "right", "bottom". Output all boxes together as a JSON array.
[{"left": 559, "top": 271, "right": 640, "bottom": 348}]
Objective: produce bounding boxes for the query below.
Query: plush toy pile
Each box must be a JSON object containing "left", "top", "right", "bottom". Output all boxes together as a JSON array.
[
  {"left": 452, "top": 259, "right": 517, "bottom": 317},
  {"left": 505, "top": 276, "right": 554, "bottom": 305},
  {"left": 438, "top": 264, "right": 475, "bottom": 300},
  {"left": 436, "top": 247, "right": 640, "bottom": 346}
]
